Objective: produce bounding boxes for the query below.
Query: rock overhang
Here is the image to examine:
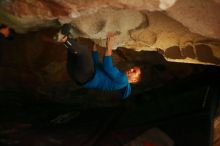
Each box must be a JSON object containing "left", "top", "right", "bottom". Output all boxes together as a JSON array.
[{"left": 0, "top": 0, "right": 220, "bottom": 65}]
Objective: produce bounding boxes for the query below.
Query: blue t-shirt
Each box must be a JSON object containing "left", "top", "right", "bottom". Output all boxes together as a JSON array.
[{"left": 83, "top": 51, "right": 131, "bottom": 99}]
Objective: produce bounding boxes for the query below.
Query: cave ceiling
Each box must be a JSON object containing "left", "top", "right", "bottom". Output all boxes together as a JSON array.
[
  {"left": 0, "top": 0, "right": 220, "bottom": 94},
  {"left": 0, "top": 0, "right": 220, "bottom": 66},
  {"left": 1, "top": 1, "right": 220, "bottom": 145}
]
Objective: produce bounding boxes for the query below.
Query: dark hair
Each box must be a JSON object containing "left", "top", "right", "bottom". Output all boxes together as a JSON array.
[
  {"left": 0, "top": 24, "right": 7, "bottom": 29},
  {"left": 7, "top": 28, "right": 15, "bottom": 40}
]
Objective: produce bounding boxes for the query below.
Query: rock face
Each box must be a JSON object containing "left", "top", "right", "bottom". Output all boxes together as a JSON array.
[
  {"left": 0, "top": 28, "right": 69, "bottom": 92},
  {"left": 1, "top": 1, "right": 220, "bottom": 145},
  {"left": 1, "top": 0, "right": 220, "bottom": 65},
  {"left": 0, "top": 28, "right": 202, "bottom": 98},
  {"left": 67, "top": 8, "right": 147, "bottom": 50}
]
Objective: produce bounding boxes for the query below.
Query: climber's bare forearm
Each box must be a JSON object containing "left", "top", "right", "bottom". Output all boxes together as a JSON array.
[
  {"left": 105, "top": 47, "right": 112, "bottom": 56},
  {"left": 92, "top": 43, "right": 97, "bottom": 52},
  {"left": 105, "top": 32, "right": 114, "bottom": 56}
]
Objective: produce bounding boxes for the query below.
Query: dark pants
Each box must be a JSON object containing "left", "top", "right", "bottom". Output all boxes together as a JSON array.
[{"left": 66, "top": 39, "right": 94, "bottom": 85}]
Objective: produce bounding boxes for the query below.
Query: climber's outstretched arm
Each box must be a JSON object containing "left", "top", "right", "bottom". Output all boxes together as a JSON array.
[
  {"left": 102, "top": 33, "right": 122, "bottom": 80},
  {"left": 92, "top": 43, "right": 99, "bottom": 65},
  {"left": 105, "top": 32, "right": 115, "bottom": 56}
]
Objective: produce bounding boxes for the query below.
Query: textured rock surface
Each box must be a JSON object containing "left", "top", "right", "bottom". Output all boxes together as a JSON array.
[
  {"left": 0, "top": 1, "right": 220, "bottom": 145},
  {"left": 0, "top": 28, "right": 69, "bottom": 92},
  {"left": 1, "top": 0, "right": 220, "bottom": 65},
  {"left": 0, "top": 27, "right": 205, "bottom": 100},
  {"left": 67, "top": 7, "right": 147, "bottom": 50},
  {"left": 166, "top": 0, "right": 220, "bottom": 40}
]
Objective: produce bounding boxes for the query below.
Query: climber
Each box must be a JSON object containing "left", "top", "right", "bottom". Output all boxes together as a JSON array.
[
  {"left": 56, "top": 24, "right": 141, "bottom": 99},
  {"left": 0, "top": 24, "right": 14, "bottom": 40}
]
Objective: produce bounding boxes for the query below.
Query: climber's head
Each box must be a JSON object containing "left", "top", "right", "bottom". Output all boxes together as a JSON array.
[
  {"left": 126, "top": 66, "right": 141, "bottom": 84},
  {"left": 0, "top": 24, "right": 14, "bottom": 40}
]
